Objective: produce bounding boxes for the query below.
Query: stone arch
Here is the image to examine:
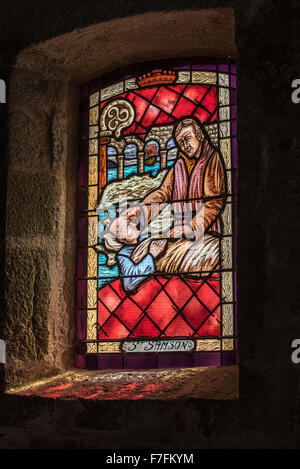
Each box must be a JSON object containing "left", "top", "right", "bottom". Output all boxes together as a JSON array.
[
  {"left": 124, "top": 142, "right": 138, "bottom": 157},
  {"left": 107, "top": 142, "right": 120, "bottom": 153},
  {"left": 144, "top": 138, "right": 160, "bottom": 150}
]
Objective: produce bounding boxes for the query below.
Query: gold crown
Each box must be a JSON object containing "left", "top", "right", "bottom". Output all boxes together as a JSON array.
[{"left": 137, "top": 69, "right": 177, "bottom": 87}]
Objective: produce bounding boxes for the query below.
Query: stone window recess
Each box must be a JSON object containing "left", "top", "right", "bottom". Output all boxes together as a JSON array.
[{"left": 4, "top": 8, "right": 238, "bottom": 399}]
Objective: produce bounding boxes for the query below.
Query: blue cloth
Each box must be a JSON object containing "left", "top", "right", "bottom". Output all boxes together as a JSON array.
[{"left": 117, "top": 245, "right": 155, "bottom": 293}]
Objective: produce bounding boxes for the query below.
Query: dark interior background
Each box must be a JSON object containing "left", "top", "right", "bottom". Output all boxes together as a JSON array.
[{"left": 0, "top": 0, "right": 300, "bottom": 449}]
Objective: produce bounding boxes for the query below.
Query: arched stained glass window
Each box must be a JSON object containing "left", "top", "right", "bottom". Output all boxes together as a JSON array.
[{"left": 77, "top": 59, "right": 237, "bottom": 370}]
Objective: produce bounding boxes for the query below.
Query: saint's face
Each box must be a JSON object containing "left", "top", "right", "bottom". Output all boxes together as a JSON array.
[{"left": 176, "top": 124, "right": 202, "bottom": 159}]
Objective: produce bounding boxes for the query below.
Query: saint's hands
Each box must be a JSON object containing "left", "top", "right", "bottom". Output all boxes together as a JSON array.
[{"left": 149, "top": 239, "right": 167, "bottom": 258}]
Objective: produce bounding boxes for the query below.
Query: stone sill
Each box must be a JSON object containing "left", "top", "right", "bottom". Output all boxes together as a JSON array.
[{"left": 6, "top": 365, "right": 238, "bottom": 400}]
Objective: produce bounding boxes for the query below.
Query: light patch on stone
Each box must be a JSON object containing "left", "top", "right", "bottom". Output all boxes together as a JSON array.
[{"left": 87, "top": 369, "right": 172, "bottom": 383}]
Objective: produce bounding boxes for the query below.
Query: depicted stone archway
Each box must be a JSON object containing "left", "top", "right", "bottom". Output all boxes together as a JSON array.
[{"left": 4, "top": 8, "right": 236, "bottom": 388}]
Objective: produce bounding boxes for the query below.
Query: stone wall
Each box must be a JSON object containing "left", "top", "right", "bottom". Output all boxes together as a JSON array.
[{"left": 4, "top": 72, "right": 78, "bottom": 387}]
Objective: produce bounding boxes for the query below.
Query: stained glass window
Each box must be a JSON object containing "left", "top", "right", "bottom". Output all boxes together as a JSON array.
[{"left": 77, "top": 59, "right": 237, "bottom": 370}]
